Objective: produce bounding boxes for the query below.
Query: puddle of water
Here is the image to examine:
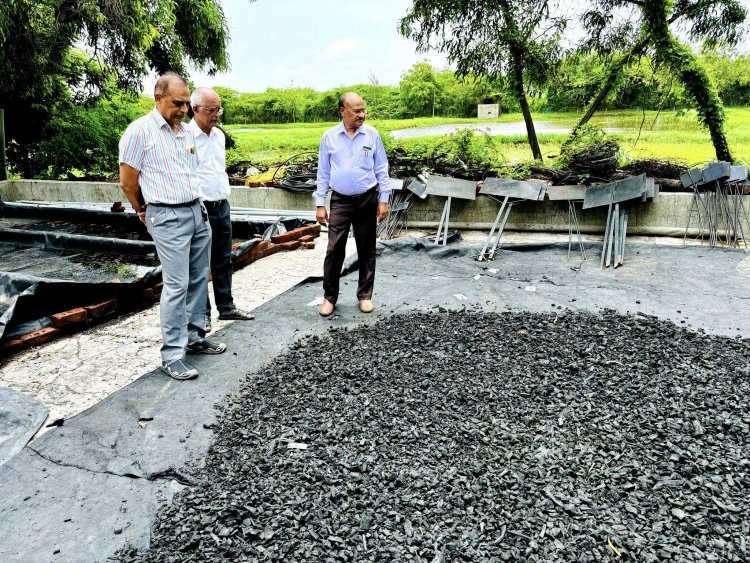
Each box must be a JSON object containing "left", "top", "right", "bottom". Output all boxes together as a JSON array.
[{"left": 390, "top": 121, "right": 624, "bottom": 139}]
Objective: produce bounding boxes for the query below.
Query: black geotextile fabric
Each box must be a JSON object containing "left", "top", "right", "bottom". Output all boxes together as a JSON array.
[
  {"left": 0, "top": 275, "right": 159, "bottom": 341},
  {"left": 0, "top": 238, "right": 268, "bottom": 343},
  {"left": 1, "top": 238, "right": 749, "bottom": 561},
  {"left": 0, "top": 200, "right": 313, "bottom": 343}
]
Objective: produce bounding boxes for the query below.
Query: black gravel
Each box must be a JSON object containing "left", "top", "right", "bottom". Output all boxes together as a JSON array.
[{"left": 122, "top": 310, "right": 750, "bottom": 562}]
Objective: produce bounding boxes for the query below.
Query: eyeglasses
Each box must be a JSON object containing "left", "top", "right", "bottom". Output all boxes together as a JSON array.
[{"left": 196, "top": 105, "right": 224, "bottom": 116}]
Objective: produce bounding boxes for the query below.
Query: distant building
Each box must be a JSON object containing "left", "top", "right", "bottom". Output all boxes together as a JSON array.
[{"left": 478, "top": 104, "right": 500, "bottom": 119}]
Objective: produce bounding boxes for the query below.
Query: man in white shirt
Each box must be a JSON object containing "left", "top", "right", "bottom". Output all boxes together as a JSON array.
[{"left": 189, "top": 87, "right": 254, "bottom": 331}]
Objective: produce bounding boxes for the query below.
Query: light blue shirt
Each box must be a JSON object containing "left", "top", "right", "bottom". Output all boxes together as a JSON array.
[{"left": 314, "top": 122, "right": 390, "bottom": 207}]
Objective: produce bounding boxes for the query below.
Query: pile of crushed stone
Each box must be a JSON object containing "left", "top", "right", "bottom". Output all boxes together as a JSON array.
[{"left": 121, "top": 310, "right": 750, "bottom": 562}]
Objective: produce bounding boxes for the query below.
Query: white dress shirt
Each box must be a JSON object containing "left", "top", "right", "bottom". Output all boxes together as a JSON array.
[{"left": 189, "top": 119, "right": 231, "bottom": 202}]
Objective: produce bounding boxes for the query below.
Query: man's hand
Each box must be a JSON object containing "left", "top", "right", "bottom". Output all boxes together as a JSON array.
[
  {"left": 377, "top": 202, "right": 389, "bottom": 222},
  {"left": 316, "top": 206, "right": 328, "bottom": 225},
  {"left": 119, "top": 163, "right": 147, "bottom": 225}
]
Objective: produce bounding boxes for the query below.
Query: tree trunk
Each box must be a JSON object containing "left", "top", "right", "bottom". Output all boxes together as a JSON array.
[
  {"left": 500, "top": 0, "right": 542, "bottom": 161},
  {"left": 510, "top": 46, "right": 542, "bottom": 160},
  {"left": 642, "top": 0, "right": 732, "bottom": 162},
  {"left": 575, "top": 41, "right": 648, "bottom": 131}
]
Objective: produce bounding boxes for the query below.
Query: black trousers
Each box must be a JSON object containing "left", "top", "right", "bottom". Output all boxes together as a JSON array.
[
  {"left": 204, "top": 199, "right": 236, "bottom": 315},
  {"left": 323, "top": 189, "right": 378, "bottom": 305}
]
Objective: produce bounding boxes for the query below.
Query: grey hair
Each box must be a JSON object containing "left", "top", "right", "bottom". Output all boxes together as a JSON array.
[{"left": 191, "top": 87, "right": 216, "bottom": 108}]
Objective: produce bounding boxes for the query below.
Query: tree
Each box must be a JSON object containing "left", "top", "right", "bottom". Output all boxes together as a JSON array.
[
  {"left": 0, "top": 0, "right": 231, "bottom": 177},
  {"left": 577, "top": 0, "right": 746, "bottom": 162},
  {"left": 399, "top": 62, "right": 442, "bottom": 117},
  {"left": 400, "top": 0, "right": 565, "bottom": 160},
  {"left": 701, "top": 51, "right": 750, "bottom": 106}
]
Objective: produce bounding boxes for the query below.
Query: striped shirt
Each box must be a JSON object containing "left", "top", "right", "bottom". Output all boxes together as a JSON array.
[
  {"left": 189, "top": 119, "right": 231, "bottom": 202},
  {"left": 314, "top": 122, "right": 390, "bottom": 207},
  {"left": 119, "top": 108, "right": 202, "bottom": 205}
]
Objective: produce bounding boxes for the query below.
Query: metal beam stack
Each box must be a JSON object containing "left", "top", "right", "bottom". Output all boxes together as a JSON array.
[
  {"left": 681, "top": 162, "right": 749, "bottom": 248},
  {"left": 377, "top": 178, "right": 418, "bottom": 240},
  {"left": 583, "top": 174, "right": 658, "bottom": 268}
]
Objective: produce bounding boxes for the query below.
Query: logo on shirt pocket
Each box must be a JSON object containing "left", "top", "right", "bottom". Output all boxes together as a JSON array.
[{"left": 359, "top": 146, "right": 374, "bottom": 170}]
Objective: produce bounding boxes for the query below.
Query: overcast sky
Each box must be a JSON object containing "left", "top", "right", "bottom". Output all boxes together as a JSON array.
[{"left": 187, "top": 0, "right": 448, "bottom": 93}]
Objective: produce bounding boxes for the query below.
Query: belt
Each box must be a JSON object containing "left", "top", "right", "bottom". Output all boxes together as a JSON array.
[
  {"left": 149, "top": 199, "right": 200, "bottom": 208},
  {"left": 332, "top": 186, "right": 377, "bottom": 201},
  {"left": 203, "top": 199, "right": 226, "bottom": 208}
]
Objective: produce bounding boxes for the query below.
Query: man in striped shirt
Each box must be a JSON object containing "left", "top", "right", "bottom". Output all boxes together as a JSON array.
[{"left": 119, "top": 72, "right": 227, "bottom": 381}]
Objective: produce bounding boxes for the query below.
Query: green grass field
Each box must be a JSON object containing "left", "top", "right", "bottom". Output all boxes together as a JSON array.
[{"left": 226, "top": 108, "right": 750, "bottom": 169}]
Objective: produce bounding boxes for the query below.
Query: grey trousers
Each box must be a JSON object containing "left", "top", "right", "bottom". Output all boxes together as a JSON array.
[{"left": 146, "top": 201, "right": 211, "bottom": 363}]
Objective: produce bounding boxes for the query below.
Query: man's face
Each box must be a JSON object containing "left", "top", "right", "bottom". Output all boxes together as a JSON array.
[
  {"left": 192, "top": 91, "right": 222, "bottom": 132},
  {"left": 340, "top": 95, "right": 366, "bottom": 130},
  {"left": 155, "top": 82, "right": 191, "bottom": 128}
]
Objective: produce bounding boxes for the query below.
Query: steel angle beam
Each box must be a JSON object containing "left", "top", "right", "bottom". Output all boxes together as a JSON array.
[
  {"left": 680, "top": 169, "right": 703, "bottom": 189},
  {"left": 583, "top": 183, "right": 614, "bottom": 210},
  {"left": 699, "top": 161, "right": 731, "bottom": 185},
  {"left": 406, "top": 178, "right": 427, "bottom": 199},
  {"left": 387, "top": 178, "right": 405, "bottom": 191},
  {"left": 583, "top": 174, "right": 646, "bottom": 209},
  {"left": 546, "top": 185, "right": 587, "bottom": 201},
  {"left": 424, "top": 175, "right": 477, "bottom": 200},
  {"left": 641, "top": 177, "right": 657, "bottom": 202},
  {"left": 480, "top": 177, "right": 546, "bottom": 201},
  {"left": 729, "top": 165, "right": 748, "bottom": 183},
  {"left": 612, "top": 174, "right": 647, "bottom": 204}
]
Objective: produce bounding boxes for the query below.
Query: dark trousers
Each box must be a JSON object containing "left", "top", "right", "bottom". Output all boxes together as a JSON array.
[
  {"left": 205, "top": 199, "right": 236, "bottom": 315},
  {"left": 323, "top": 188, "right": 378, "bottom": 305}
]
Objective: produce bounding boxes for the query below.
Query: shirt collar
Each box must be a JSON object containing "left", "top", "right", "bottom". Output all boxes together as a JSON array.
[
  {"left": 189, "top": 118, "right": 211, "bottom": 138},
  {"left": 336, "top": 121, "right": 363, "bottom": 137},
  {"left": 150, "top": 107, "right": 188, "bottom": 134}
]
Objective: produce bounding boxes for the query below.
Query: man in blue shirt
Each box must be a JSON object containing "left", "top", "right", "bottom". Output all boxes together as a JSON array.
[{"left": 314, "top": 92, "right": 390, "bottom": 316}]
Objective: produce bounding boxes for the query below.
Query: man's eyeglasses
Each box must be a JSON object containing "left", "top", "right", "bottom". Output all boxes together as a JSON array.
[{"left": 196, "top": 105, "right": 224, "bottom": 116}]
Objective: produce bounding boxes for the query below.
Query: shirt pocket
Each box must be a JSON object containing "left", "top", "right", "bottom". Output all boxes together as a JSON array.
[{"left": 358, "top": 147, "right": 374, "bottom": 171}]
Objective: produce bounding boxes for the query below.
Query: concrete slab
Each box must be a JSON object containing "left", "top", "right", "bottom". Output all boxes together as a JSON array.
[{"left": 6, "top": 179, "right": 745, "bottom": 236}]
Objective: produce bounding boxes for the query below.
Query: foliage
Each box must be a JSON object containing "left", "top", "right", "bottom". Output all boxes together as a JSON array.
[
  {"left": 399, "top": 0, "right": 566, "bottom": 160},
  {"left": 701, "top": 50, "right": 750, "bottom": 106},
  {"left": 641, "top": 0, "right": 733, "bottom": 161},
  {"left": 546, "top": 53, "right": 686, "bottom": 111},
  {"left": 0, "top": 0, "right": 232, "bottom": 177},
  {"left": 399, "top": 62, "right": 439, "bottom": 116},
  {"left": 34, "top": 91, "right": 149, "bottom": 180},
  {"left": 577, "top": 0, "right": 747, "bottom": 161}
]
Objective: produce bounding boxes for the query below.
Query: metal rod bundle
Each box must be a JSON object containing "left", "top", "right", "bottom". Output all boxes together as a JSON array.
[{"left": 681, "top": 163, "right": 749, "bottom": 248}]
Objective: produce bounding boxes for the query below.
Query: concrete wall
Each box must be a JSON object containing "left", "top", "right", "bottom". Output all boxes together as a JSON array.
[{"left": 1, "top": 179, "right": 745, "bottom": 237}]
